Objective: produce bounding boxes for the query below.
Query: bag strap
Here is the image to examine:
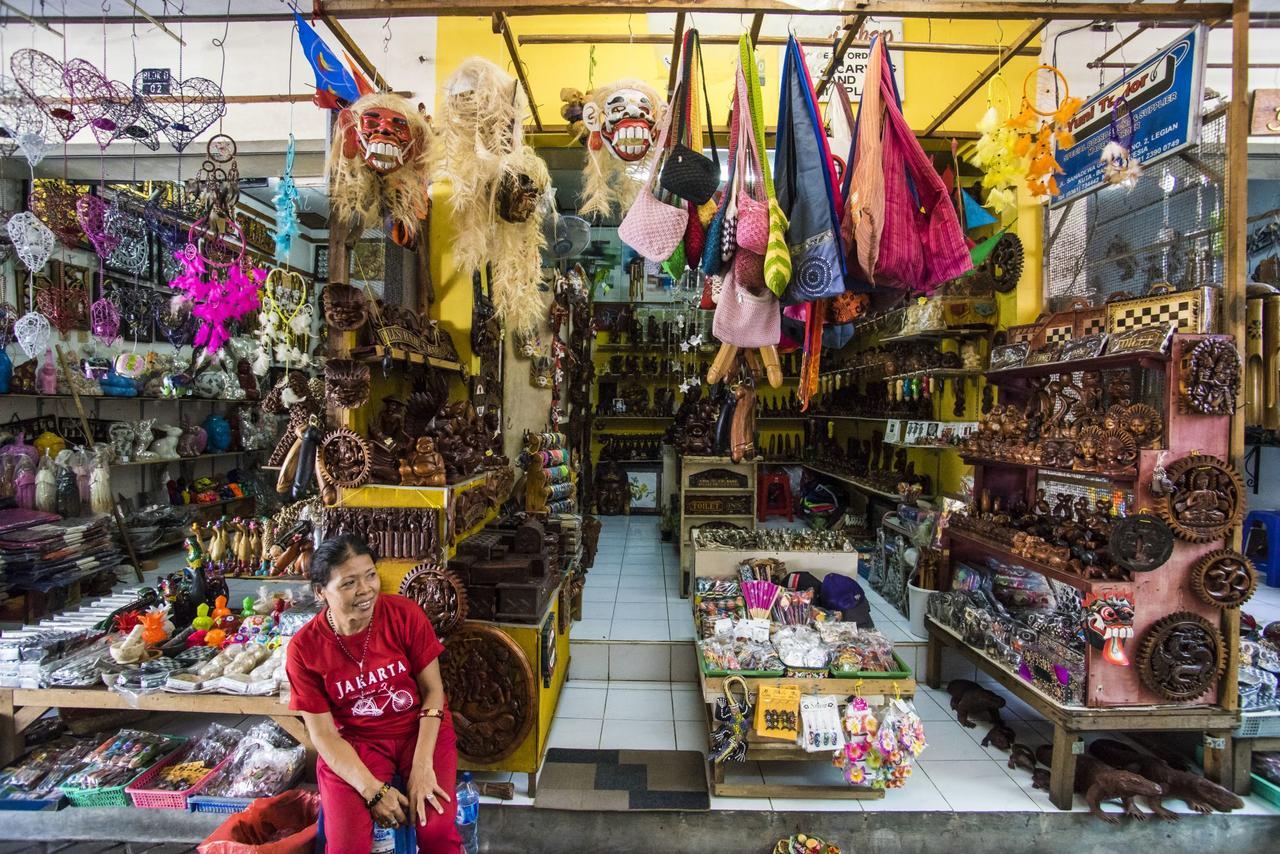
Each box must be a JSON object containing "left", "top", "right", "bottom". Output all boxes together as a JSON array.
[
  {"left": 672, "top": 31, "right": 696, "bottom": 149},
  {"left": 645, "top": 75, "right": 681, "bottom": 193},
  {"left": 691, "top": 31, "right": 720, "bottom": 165},
  {"left": 740, "top": 34, "right": 775, "bottom": 203}
]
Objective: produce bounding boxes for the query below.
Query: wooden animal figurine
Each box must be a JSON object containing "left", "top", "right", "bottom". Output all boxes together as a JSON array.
[
  {"left": 947, "top": 678, "right": 1007, "bottom": 728},
  {"left": 1070, "top": 755, "right": 1163, "bottom": 824},
  {"left": 1007, "top": 742, "right": 1038, "bottom": 773},
  {"left": 1088, "top": 739, "right": 1243, "bottom": 817},
  {"left": 982, "top": 722, "right": 1016, "bottom": 751}
]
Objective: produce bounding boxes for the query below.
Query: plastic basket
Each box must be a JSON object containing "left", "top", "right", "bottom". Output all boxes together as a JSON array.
[
  {"left": 1252, "top": 773, "right": 1280, "bottom": 809},
  {"left": 186, "top": 761, "right": 305, "bottom": 814},
  {"left": 829, "top": 651, "right": 914, "bottom": 681},
  {"left": 1235, "top": 710, "right": 1280, "bottom": 739},
  {"left": 0, "top": 793, "right": 64, "bottom": 811},
  {"left": 60, "top": 737, "right": 186, "bottom": 808},
  {"left": 126, "top": 747, "right": 232, "bottom": 810}
]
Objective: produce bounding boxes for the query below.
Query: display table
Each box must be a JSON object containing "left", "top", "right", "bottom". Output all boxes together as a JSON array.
[
  {"left": 926, "top": 617, "right": 1239, "bottom": 810},
  {"left": 0, "top": 687, "right": 312, "bottom": 768},
  {"left": 691, "top": 541, "right": 914, "bottom": 799}
]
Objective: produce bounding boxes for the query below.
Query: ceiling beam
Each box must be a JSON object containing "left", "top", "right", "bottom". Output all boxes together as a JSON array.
[
  {"left": 0, "top": 0, "right": 63, "bottom": 37},
  {"left": 667, "top": 12, "right": 687, "bottom": 99},
  {"left": 748, "top": 13, "right": 765, "bottom": 45},
  {"left": 814, "top": 15, "right": 867, "bottom": 101},
  {"left": 312, "top": 3, "right": 393, "bottom": 93},
  {"left": 318, "top": 2, "right": 1230, "bottom": 22},
  {"left": 922, "top": 18, "right": 1047, "bottom": 137},
  {"left": 519, "top": 33, "right": 1040, "bottom": 56},
  {"left": 493, "top": 12, "right": 544, "bottom": 131}
]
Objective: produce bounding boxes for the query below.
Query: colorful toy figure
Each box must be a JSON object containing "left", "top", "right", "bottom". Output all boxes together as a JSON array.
[
  {"left": 1083, "top": 590, "right": 1136, "bottom": 666},
  {"left": 204, "top": 628, "right": 226, "bottom": 648},
  {"left": 191, "top": 603, "right": 213, "bottom": 632},
  {"left": 241, "top": 597, "right": 256, "bottom": 618},
  {"left": 211, "top": 595, "right": 231, "bottom": 621},
  {"left": 139, "top": 609, "right": 169, "bottom": 646}
]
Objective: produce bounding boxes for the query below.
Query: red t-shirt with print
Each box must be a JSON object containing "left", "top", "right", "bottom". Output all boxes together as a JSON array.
[{"left": 286, "top": 594, "right": 447, "bottom": 740}]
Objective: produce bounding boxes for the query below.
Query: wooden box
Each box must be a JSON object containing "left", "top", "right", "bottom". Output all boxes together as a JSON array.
[
  {"left": 1105, "top": 285, "right": 1217, "bottom": 336},
  {"left": 1005, "top": 299, "right": 1106, "bottom": 349},
  {"left": 497, "top": 573, "right": 560, "bottom": 622}
]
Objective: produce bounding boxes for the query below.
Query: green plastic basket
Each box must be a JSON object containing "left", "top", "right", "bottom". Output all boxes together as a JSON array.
[
  {"left": 1252, "top": 773, "right": 1280, "bottom": 809},
  {"left": 60, "top": 737, "right": 186, "bottom": 808},
  {"left": 829, "top": 651, "right": 914, "bottom": 681}
]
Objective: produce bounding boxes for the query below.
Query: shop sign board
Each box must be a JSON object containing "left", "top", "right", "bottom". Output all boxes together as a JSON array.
[
  {"left": 796, "top": 18, "right": 905, "bottom": 105},
  {"left": 138, "top": 68, "right": 171, "bottom": 95},
  {"left": 1251, "top": 89, "right": 1280, "bottom": 136},
  {"left": 1053, "top": 25, "right": 1207, "bottom": 205}
]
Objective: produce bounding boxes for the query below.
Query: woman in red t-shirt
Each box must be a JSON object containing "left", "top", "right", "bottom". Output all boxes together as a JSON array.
[{"left": 286, "top": 534, "right": 461, "bottom": 853}]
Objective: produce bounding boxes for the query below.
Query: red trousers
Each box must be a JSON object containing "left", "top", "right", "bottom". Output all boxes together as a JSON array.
[{"left": 316, "top": 725, "right": 462, "bottom": 854}]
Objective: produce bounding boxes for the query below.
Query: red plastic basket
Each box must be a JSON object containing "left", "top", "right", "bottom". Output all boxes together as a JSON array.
[{"left": 126, "top": 747, "right": 233, "bottom": 810}]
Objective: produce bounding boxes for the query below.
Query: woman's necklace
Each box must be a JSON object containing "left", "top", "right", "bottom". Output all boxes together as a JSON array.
[{"left": 327, "top": 605, "right": 374, "bottom": 672}]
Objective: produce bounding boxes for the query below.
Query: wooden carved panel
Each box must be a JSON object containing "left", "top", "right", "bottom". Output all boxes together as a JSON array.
[
  {"left": 684, "top": 494, "right": 752, "bottom": 516},
  {"left": 399, "top": 562, "right": 468, "bottom": 636},
  {"left": 688, "top": 468, "right": 749, "bottom": 489},
  {"left": 439, "top": 623, "right": 536, "bottom": 764}
]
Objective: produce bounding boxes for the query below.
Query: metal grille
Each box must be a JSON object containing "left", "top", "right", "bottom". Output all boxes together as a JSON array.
[
  {"left": 1045, "top": 110, "right": 1226, "bottom": 312},
  {"left": 1037, "top": 473, "right": 1135, "bottom": 517}
]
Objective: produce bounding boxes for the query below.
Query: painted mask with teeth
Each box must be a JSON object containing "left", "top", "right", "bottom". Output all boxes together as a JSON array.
[
  {"left": 351, "top": 106, "right": 415, "bottom": 174},
  {"left": 1083, "top": 591, "right": 1135, "bottom": 667},
  {"left": 585, "top": 87, "right": 658, "bottom": 163}
]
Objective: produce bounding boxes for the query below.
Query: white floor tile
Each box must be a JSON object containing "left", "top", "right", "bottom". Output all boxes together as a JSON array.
[
  {"left": 671, "top": 645, "right": 699, "bottom": 682},
  {"left": 580, "top": 601, "right": 615, "bottom": 621},
  {"left": 547, "top": 716, "right": 602, "bottom": 750},
  {"left": 599, "top": 718, "right": 675, "bottom": 750},
  {"left": 668, "top": 619, "right": 695, "bottom": 641},
  {"left": 671, "top": 687, "right": 706, "bottom": 721},
  {"left": 674, "top": 718, "right": 708, "bottom": 752},
  {"left": 581, "top": 586, "right": 617, "bottom": 603},
  {"left": 962, "top": 718, "right": 1052, "bottom": 763},
  {"left": 556, "top": 685, "right": 608, "bottom": 718},
  {"left": 909, "top": 690, "right": 954, "bottom": 721},
  {"left": 609, "top": 643, "right": 670, "bottom": 681},
  {"left": 878, "top": 622, "right": 918, "bottom": 643},
  {"left": 614, "top": 589, "right": 667, "bottom": 603},
  {"left": 572, "top": 619, "right": 611, "bottom": 640},
  {"left": 920, "top": 759, "right": 1043, "bottom": 811},
  {"left": 610, "top": 619, "right": 670, "bottom": 640},
  {"left": 564, "top": 679, "right": 613, "bottom": 690},
  {"left": 618, "top": 570, "right": 664, "bottom": 586},
  {"left": 604, "top": 686, "right": 674, "bottom": 721},
  {"left": 567, "top": 643, "right": 608, "bottom": 680},
  {"left": 861, "top": 771, "right": 951, "bottom": 811},
  {"left": 914, "top": 720, "right": 996, "bottom": 761},
  {"left": 614, "top": 602, "right": 668, "bottom": 621}
]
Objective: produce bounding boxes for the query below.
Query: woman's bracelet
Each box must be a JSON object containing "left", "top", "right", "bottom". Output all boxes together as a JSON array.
[
  {"left": 366, "top": 782, "right": 391, "bottom": 809},
  {"left": 419, "top": 707, "right": 445, "bottom": 720}
]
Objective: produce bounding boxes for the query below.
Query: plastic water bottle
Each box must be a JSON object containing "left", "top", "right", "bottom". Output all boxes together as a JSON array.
[
  {"left": 371, "top": 824, "right": 397, "bottom": 854},
  {"left": 456, "top": 771, "right": 480, "bottom": 854}
]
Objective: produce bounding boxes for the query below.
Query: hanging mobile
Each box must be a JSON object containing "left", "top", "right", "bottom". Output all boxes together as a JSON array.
[{"left": 1101, "top": 97, "right": 1142, "bottom": 190}]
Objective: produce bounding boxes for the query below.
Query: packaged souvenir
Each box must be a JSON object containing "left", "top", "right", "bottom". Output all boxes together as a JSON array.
[{"left": 198, "top": 721, "right": 305, "bottom": 800}]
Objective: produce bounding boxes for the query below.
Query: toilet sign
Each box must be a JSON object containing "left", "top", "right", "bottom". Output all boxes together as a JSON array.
[{"left": 795, "top": 18, "right": 905, "bottom": 104}]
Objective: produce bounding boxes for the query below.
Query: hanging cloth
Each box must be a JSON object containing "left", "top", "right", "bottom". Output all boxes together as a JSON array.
[
  {"left": 739, "top": 35, "right": 791, "bottom": 298},
  {"left": 843, "top": 37, "right": 888, "bottom": 283}
]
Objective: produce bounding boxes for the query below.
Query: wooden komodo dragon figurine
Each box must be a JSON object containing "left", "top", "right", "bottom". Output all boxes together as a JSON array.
[
  {"left": 1088, "top": 739, "right": 1243, "bottom": 818},
  {"left": 947, "top": 678, "right": 1007, "bottom": 728},
  {"left": 1070, "top": 755, "right": 1164, "bottom": 823},
  {"left": 982, "top": 722, "right": 1015, "bottom": 750}
]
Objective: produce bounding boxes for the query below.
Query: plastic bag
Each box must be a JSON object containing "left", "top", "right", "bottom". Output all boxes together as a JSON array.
[
  {"left": 200, "top": 721, "right": 305, "bottom": 799},
  {"left": 197, "top": 790, "right": 319, "bottom": 854}
]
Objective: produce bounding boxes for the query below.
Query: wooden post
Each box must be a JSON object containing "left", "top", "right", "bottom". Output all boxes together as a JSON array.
[
  {"left": 1048, "top": 724, "right": 1079, "bottom": 811},
  {"left": 0, "top": 690, "right": 15, "bottom": 767}
]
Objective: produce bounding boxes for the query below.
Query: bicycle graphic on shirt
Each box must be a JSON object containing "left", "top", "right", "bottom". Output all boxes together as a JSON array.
[{"left": 350, "top": 683, "right": 415, "bottom": 717}]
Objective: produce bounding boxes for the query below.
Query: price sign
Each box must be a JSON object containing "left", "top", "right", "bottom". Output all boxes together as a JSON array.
[{"left": 138, "top": 68, "right": 171, "bottom": 96}]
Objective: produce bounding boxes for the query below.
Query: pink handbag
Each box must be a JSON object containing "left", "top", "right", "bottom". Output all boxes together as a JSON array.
[
  {"left": 713, "top": 261, "right": 780, "bottom": 349},
  {"left": 733, "top": 71, "right": 770, "bottom": 257},
  {"left": 618, "top": 69, "right": 688, "bottom": 262},
  {"left": 733, "top": 246, "right": 766, "bottom": 292}
]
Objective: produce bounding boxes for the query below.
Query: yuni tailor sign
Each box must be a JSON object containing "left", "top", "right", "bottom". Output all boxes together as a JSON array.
[{"left": 1053, "top": 25, "right": 1207, "bottom": 206}]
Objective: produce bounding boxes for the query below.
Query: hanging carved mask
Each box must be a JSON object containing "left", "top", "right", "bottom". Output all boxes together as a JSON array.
[
  {"left": 496, "top": 171, "right": 542, "bottom": 223},
  {"left": 344, "top": 105, "right": 417, "bottom": 175},
  {"left": 1083, "top": 591, "right": 1135, "bottom": 666},
  {"left": 584, "top": 87, "right": 658, "bottom": 163}
]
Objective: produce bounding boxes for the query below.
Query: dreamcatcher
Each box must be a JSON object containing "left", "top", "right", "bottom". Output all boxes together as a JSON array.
[
  {"left": 253, "top": 267, "right": 314, "bottom": 374},
  {"left": 191, "top": 134, "right": 241, "bottom": 218},
  {"left": 131, "top": 70, "right": 226, "bottom": 153},
  {"left": 168, "top": 231, "right": 264, "bottom": 358},
  {"left": 968, "top": 78, "right": 1023, "bottom": 216},
  {"left": 1006, "top": 65, "right": 1083, "bottom": 200},
  {"left": 272, "top": 134, "right": 300, "bottom": 262},
  {"left": 1101, "top": 97, "right": 1142, "bottom": 190}
]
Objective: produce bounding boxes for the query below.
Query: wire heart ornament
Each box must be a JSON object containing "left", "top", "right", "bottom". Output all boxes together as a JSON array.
[
  {"left": 75, "top": 195, "right": 123, "bottom": 258},
  {"left": 0, "top": 75, "right": 54, "bottom": 167},
  {"left": 0, "top": 211, "right": 16, "bottom": 266},
  {"left": 132, "top": 71, "right": 226, "bottom": 153},
  {"left": 63, "top": 58, "right": 135, "bottom": 151},
  {"left": 90, "top": 296, "right": 120, "bottom": 345},
  {"left": 13, "top": 310, "right": 51, "bottom": 359},
  {"left": 36, "top": 273, "right": 88, "bottom": 336},
  {"left": 6, "top": 211, "right": 55, "bottom": 274},
  {"left": 10, "top": 49, "right": 101, "bottom": 141},
  {"left": 29, "top": 180, "right": 86, "bottom": 247},
  {"left": 107, "top": 279, "right": 158, "bottom": 340},
  {"left": 105, "top": 207, "right": 150, "bottom": 275},
  {"left": 114, "top": 94, "right": 165, "bottom": 150},
  {"left": 255, "top": 266, "right": 313, "bottom": 373},
  {"left": 154, "top": 292, "right": 197, "bottom": 348}
]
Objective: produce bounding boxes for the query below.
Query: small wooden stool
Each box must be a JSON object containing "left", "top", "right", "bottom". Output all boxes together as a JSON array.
[{"left": 757, "top": 468, "right": 793, "bottom": 522}]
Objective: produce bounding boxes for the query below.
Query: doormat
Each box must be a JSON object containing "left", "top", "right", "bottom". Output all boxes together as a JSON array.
[{"left": 534, "top": 748, "right": 711, "bottom": 811}]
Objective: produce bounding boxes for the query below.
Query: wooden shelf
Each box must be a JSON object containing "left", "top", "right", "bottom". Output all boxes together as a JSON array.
[
  {"left": 879, "top": 326, "right": 992, "bottom": 344},
  {"left": 803, "top": 464, "right": 930, "bottom": 502},
  {"left": 960, "top": 456, "right": 1137, "bottom": 482},
  {"left": 986, "top": 349, "right": 1170, "bottom": 384},
  {"left": 112, "top": 450, "right": 262, "bottom": 469},
  {"left": 888, "top": 442, "right": 960, "bottom": 451},
  {"left": 1, "top": 393, "right": 235, "bottom": 403},
  {"left": 352, "top": 344, "right": 464, "bottom": 374},
  {"left": 946, "top": 528, "right": 1107, "bottom": 591},
  {"left": 882, "top": 368, "right": 982, "bottom": 384},
  {"left": 594, "top": 414, "right": 673, "bottom": 420},
  {"left": 806, "top": 414, "right": 890, "bottom": 423}
]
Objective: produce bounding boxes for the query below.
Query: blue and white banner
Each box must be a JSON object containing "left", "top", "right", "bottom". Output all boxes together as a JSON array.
[{"left": 1053, "top": 25, "right": 1207, "bottom": 205}]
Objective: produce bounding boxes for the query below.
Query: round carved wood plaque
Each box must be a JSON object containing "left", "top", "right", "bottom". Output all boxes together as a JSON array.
[
  {"left": 1190, "top": 549, "right": 1258, "bottom": 609},
  {"left": 1137, "top": 611, "right": 1225, "bottom": 702},
  {"left": 399, "top": 562, "right": 468, "bottom": 636},
  {"left": 439, "top": 623, "right": 536, "bottom": 764},
  {"left": 1108, "top": 514, "right": 1174, "bottom": 574},
  {"left": 1154, "top": 454, "right": 1244, "bottom": 543}
]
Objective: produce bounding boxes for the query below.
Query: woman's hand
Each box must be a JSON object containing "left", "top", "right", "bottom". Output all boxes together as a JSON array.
[
  {"left": 408, "top": 763, "right": 452, "bottom": 826},
  {"left": 369, "top": 786, "right": 410, "bottom": 828}
]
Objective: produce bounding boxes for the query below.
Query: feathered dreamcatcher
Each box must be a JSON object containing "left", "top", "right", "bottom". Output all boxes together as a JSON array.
[
  {"left": 1101, "top": 97, "right": 1142, "bottom": 190},
  {"left": 968, "top": 80, "right": 1023, "bottom": 216},
  {"left": 329, "top": 92, "right": 432, "bottom": 246},
  {"left": 1005, "top": 65, "right": 1083, "bottom": 200},
  {"left": 252, "top": 267, "right": 314, "bottom": 375},
  {"left": 167, "top": 234, "right": 264, "bottom": 359},
  {"left": 273, "top": 134, "right": 301, "bottom": 262},
  {"left": 436, "top": 58, "right": 550, "bottom": 333},
  {"left": 578, "top": 79, "right": 665, "bottom": 219}
]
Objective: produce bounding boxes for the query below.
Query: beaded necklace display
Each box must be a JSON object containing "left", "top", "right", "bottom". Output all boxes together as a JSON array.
[{"left": 327, "top": 604, "right": 375, "bottom": 672}]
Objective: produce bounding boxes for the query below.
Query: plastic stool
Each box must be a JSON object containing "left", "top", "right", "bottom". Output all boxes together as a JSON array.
[
  {"left": 1244, "top": 510, "right": 1280, "bottom": 588},
  {"left": 757, "top": 468, "right": 794, "bottom": 522}
]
